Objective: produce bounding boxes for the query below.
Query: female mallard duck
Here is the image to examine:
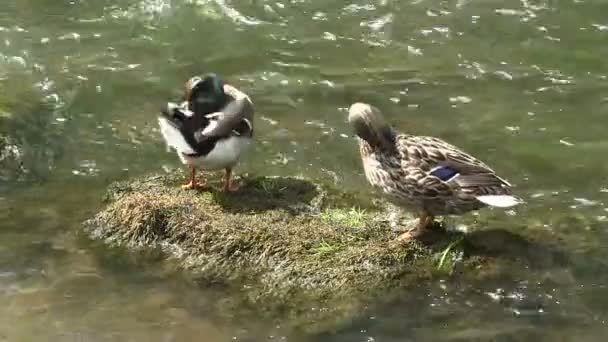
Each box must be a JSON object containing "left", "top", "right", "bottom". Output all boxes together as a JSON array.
[
  {"left": 348, "top": 102, "right": 520, "bottom": 241},
  {"left": 158, "top": 73, "right": 254, "bottom": 192}
]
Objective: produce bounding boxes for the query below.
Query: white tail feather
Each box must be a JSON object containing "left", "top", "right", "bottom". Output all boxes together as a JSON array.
[
  {"left": 158, "top": 118, "right": 196, "bottom": 155},
  {"left": 476, "top": 195, "right": 521, "bottom": 208}
]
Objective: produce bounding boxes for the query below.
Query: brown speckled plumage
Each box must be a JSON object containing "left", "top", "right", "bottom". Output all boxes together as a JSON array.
[{"left": 348, "top": 102, "right": 519, "bottom": 241}]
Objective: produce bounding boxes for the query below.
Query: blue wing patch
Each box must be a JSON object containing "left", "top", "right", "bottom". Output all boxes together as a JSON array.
[{"left": 430, "top": 166, "right": 459, "bottom": 182}]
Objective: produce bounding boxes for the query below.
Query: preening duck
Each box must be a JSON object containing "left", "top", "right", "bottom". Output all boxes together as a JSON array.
[
  {"left": 158, "top": 74, "right": 254, "bottom": 192},
  {"left": 348, "top": 102, "right": 520, "bottom": 241}
]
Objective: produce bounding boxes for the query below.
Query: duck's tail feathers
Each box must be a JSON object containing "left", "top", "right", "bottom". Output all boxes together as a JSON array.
[
  {"left": 476, "top": 195, "right": 522, "bottom": 208},
  {"left": 158, "top": 117, "right": 197, "bottom": 155}
]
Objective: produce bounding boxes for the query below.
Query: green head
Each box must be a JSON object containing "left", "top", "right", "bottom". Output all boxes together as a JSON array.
[{"left": 185, "top": 73, "right": 228, "bottom": 115}]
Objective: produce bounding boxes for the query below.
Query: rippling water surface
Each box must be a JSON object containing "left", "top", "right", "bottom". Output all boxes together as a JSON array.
[{"left": 2, "top": 0, "right": 608, "bottom": 340}]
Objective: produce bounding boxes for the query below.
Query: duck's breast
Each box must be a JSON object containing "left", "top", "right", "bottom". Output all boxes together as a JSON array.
[{"left": 183, "top": 136, "right": 251, "bottom": 170}]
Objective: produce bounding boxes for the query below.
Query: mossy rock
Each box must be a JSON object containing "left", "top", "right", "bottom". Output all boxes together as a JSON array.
[
  {"left": 84, "top": 173, "right": 535, "bottom": 333},
  {"left": 0, "top": 135, "right": 25, "bottom": 182}
]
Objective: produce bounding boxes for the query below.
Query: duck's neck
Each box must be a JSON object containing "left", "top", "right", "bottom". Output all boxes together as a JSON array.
[{"left": 359, "top": 127, "right": 396, "bottom": 152}]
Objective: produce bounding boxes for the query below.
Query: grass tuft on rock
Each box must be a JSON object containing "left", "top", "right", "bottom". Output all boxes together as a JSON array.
[
  {"left": 320, "top": 207, "right": 367, "bottom": 228},
  {"left": 85, "top": 173, "right": 470, "bottom": 333}
]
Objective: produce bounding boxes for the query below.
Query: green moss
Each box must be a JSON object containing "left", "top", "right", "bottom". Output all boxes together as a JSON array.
[{"left": 83, "top": 173, "right": 494, "bottom": 333}]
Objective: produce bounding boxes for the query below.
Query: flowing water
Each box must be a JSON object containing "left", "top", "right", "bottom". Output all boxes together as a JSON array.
[{"left": 1, "top": 0, "right": 608, "bottom": 340}]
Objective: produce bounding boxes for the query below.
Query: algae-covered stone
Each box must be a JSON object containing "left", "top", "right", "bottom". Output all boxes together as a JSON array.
[
  {"left": 84, "top": 174, "right": 479, "bottom": 332},
  {"left": 0, "top": 135, "right": 25, "bottom": 182}
]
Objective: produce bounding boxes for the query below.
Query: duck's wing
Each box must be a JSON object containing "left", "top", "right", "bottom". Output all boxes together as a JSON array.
[
  {"left": 223, "top": 84, "right": 254, "bottom": 119},
  {"left": 223, "top": 84, "right": 254, "bottom": 130},
  {"left": 158, "top": 102, "right": 198, "bottom": 154},
  {"left": 398, "top": 135, "right": 490, "bottom": 168},
  {"left": 396, "top": 135, "right": 517, "bottom": 206},
  {"left": 192, "top": 87, "right": 254, "bottom": 143},
  {"left": 158, "top": 117, "right": 197, "bottom": 154}
]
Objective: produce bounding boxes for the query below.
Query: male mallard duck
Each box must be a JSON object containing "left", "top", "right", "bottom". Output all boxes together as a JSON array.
[
  {"left": 158, "top": 74, "right": 254, "bottom": 192},
  {"left": 348, "top": 102, "right": 520, "bottom": 241}
]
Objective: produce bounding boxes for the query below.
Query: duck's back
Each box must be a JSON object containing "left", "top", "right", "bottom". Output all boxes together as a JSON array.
[{"left": 395, "top": 134, "right": 494, "bottom": 172}]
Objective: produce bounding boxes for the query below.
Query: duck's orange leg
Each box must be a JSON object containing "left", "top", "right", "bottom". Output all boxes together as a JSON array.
[
  {"left": 397, "top": 210, "right": 434, "bottom": 241},
  {"left": 181, "top": 166, "right": 208, "bottom": 190},
  {"left": 222, "top": 167, "right": 239, "bottom": 192}
]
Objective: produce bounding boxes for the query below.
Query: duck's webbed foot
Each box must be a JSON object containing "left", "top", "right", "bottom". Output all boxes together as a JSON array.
[
  {"left": 397, "top": 210, "right": 435, "bottom": 242},
  {"left": 181, "top": 180, "right": 208, "bottom": 190},
  {"left": 181, "top": 167, "right": 209, "bottom": 190}
]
